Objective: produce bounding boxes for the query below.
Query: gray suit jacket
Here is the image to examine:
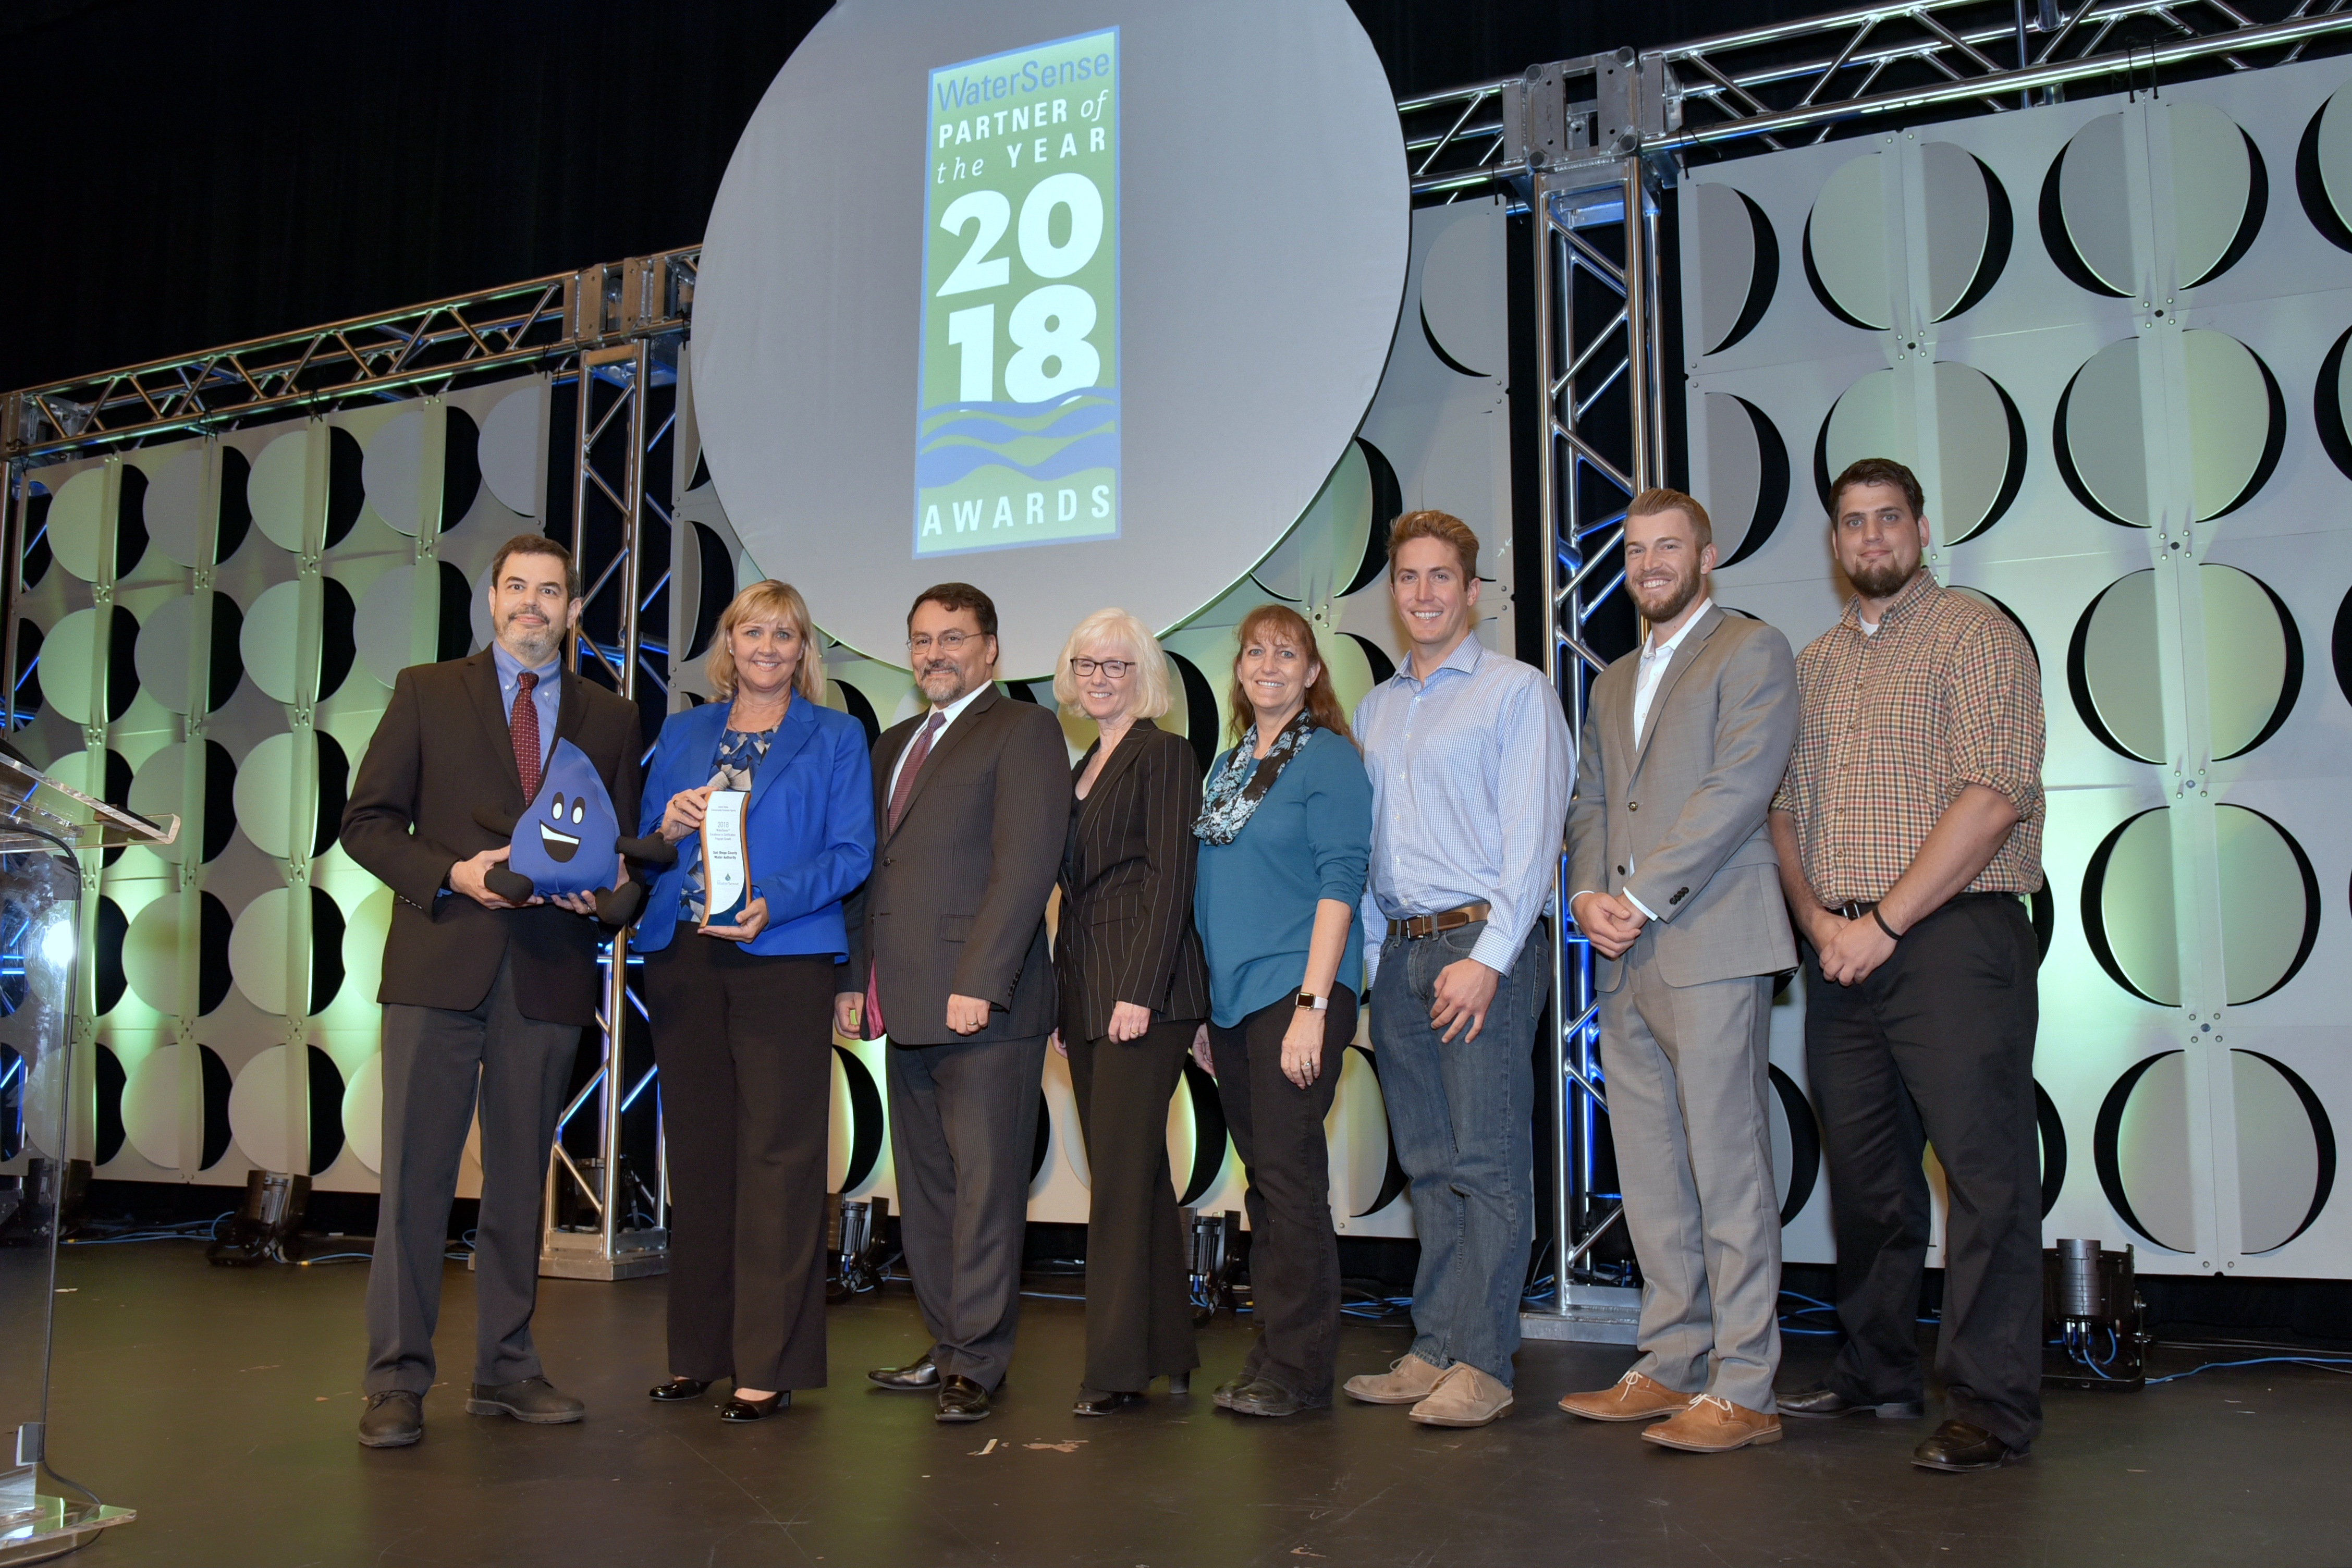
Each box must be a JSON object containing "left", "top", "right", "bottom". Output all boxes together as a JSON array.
[
  {"left": 1566, "top": 605, "right": 1799, "bottom": 992},
  {"left": 844, "top": 685, "right": 1073, "bottom": 1046}
]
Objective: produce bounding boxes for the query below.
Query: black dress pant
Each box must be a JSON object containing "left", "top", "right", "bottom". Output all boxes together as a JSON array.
[
  {"left": 888, "top": 1031, "right": 1050, "bottom": 1391},
  {"left": 366, "top": 950, "right": 579, "bottom": 1395},
  {"left": 1209, "top": 987, "right": 1357, "bottom": 1406},
  {"left": 1068, "top": 1018, "right": 1202, "bottom": 1392},
  {"left": 644, "top": 936, "right": 837, "bottom": 1392},
  {"left": 1804, "top": 893, "right": 2043, "bottom": 1449}
]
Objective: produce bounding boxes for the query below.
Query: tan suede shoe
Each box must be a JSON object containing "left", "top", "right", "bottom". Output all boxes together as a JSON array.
[
  {"left": 1343, "top": 1353, "right": 1448, "bottom": 1406},
  {"left": 1640, "top": 1393, "right": 1782, "bottom": 1452},
  {"left": 1558, "top": 1369, "right": 1694, "bottom": 1423},
  {"left": 1407, "top": 1363, "right": 1514, "bottom": 1428}
]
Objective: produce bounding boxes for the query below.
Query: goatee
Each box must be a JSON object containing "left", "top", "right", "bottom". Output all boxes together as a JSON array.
[{"left": 1847, "top": 560, "right": 1917, "bottom": 599}]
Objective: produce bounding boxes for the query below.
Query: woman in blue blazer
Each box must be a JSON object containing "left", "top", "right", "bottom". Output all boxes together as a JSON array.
[{"left": 634, "top": 581, "right": 875, "bottom": 1422}]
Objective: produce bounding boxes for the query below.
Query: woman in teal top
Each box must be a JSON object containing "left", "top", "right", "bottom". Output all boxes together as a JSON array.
[{"left": 1192, "top": 604, "right": 1372, "bottom": 1418}]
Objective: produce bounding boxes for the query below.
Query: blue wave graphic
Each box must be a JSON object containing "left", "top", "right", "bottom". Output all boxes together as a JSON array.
[
  {"left": 916, "top": 388, "right": 1118, "bottom": 490},
  {"left": 916, "top": 430, "right": 1118, "bottom": 489}
]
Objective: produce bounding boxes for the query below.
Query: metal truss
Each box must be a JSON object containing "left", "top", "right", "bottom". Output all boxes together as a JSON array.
[
  {"left": 540, "top": 334, "right": 679, "bottom": 1281},
  {"left": 2, "top": 250, "right": 698, "bottom": 463},
  {"left": 1407, "top": 0, "right": 2352, "bottom": 205}
]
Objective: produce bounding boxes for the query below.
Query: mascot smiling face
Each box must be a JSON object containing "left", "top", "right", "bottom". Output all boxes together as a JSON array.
[{"left": 507, "top": 738, "right": 622, "bottom": 896}]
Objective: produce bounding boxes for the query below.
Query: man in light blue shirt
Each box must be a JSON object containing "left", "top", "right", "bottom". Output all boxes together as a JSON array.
[{"left": 1342, "top": 511, "right": 1572, "bottom": 1428}]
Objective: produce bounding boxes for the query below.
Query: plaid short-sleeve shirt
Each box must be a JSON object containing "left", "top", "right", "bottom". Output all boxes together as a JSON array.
[{"left": 1772, "top": 570, "right": 2046, "bottom": 905}]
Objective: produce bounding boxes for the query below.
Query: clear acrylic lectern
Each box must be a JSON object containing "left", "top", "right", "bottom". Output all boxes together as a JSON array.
[{"left": 0, "top": 749, "right": 175, "bottom": 1562}]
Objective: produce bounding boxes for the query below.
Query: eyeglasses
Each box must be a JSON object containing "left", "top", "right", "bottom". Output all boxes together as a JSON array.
[
  {"left": 1069, "top": 657, "right": 1134, "bottom": 678},
  {"left": 906, "top": 631, "right": 976, "bottom": 654}
]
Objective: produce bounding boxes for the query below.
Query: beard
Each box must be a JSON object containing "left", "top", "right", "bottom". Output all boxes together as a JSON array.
[
  {"left": 1632, "top": 569, "right": 1702, "bottom": 627},
  {"left": 498, "top": 611, "right": 562, "bottom": 664},
  {"left": 1845, "top": 557, "right": 1918, "bottom": 599}
]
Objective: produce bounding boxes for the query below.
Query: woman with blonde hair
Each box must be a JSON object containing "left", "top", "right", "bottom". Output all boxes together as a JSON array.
[
  {"left": 1049, "top": 608, "right": 1212, "bottom": 1415},
  {"left": 1191, "top": 604, "right": 1371, "bottom": 1417},
  {"left": 632, "top": 581, "right": 875, "bottom": 1420}
]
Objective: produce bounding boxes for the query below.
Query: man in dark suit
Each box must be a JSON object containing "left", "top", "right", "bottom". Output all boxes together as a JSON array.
[
  {"left": 836, "top": 583, "right": 1071, "bottom": 1424},
  {"left": 341, "top": 534, "right": 643, "bottom": 1449}
]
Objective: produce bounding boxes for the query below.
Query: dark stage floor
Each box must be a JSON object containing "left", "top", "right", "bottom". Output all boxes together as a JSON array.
[{"left": 38, "top": 1245, "right": 2352, "bottom": 1567}]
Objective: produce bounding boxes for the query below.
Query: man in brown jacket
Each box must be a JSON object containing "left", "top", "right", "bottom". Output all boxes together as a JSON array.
[
  {"left": 341, "top": 534, "right": 642, "bottom": 1449},
  {"left": 837, "top": 583, "right": 1071, "bottom": 1425}
]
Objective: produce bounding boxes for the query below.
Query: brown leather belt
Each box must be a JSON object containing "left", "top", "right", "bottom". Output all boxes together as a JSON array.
[{"left": 1388, "top": 901, "right": 1491, "bottom": 940}]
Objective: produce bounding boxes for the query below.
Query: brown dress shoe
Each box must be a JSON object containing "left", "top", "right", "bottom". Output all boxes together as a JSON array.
[
  {"left": 1343, "top": 1353, "right": 1447, "bottom": 1406},
  {"left": 1558, "top": 1369, "right": 1695, "bottom": 1423},
  {"left": 1408, "top": 1363, "right": 1514, "bottom": 1428},
  {"left": 1640, "top": 1393, "right": 1782, "bottom": 1452}
]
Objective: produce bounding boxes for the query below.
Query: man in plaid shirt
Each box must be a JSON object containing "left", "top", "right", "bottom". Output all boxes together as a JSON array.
[{"left": 1768, "top": 458, "right": 2047, "bottom": 1473}]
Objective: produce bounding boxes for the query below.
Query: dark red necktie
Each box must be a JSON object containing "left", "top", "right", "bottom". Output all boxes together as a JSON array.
[
  {"left": 866, "top": 712, "right": 946, "bottom": 1037},
  {"left": 886, "top": 712, "right": 945, "bottom": 835},
  {"left": 512, "top": 670, "right": 544, "bottom": 797}
]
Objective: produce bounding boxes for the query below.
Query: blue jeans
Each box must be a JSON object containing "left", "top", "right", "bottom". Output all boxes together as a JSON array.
[{"left": 1369, "top": 920, "right": 1547, "bottom": 1387}]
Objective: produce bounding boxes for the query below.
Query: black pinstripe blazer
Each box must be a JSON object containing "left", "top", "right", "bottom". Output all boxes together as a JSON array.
[{"left": 1056, "top": 719, "right": 1212, "bottom": 1042}]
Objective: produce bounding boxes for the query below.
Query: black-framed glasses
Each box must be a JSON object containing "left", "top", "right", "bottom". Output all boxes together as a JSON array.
[
  {"left": 907, "top": 631, "right": 975, "bottom": 654},
  {"left": 1070, "top": 657, "right": 1134, "bottom": 678}
]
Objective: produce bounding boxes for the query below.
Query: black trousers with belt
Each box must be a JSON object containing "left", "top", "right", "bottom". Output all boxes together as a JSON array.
[
  {"left": 1209, "top": 987, "right": 1358, "bottom": 1406},
  {"left": 1804, "top": 892, "right": 2043, "bottom": 1449},
  {"left": 643, "top": 936, "right": 838, "bottom": 1392},
  {"left": 1067, "top": 1018, "right": 1202, "bottom": 1393}
]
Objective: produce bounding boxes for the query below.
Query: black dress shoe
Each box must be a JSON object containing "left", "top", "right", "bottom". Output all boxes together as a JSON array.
[
  {"left": 935, "top": 1375, "right": 993, "bottom": 1423},
  {"left": 649, "top": 1377, "right": 712, "bottom": 1402},
  {"left": 1912, "top": 1419, "right": 2026, "bottom": 1472},
  {"left": 1225, "top": 1378, "right": 1307, "bottom": 1418},
  {"left": 1073, "top": 1387, "right": 1145, "bottom": 1417},
  {"left": 1210, "top": 1374, "right": 1257, "bottom": 1410},
  {"left": 466, "top": 1375, "right": 585, "bottom": 1424},
  {"left": 719, "top": 1391, "right": 790, "bottom": 1422},
  {"left": 358, "top": 1390, "right": 423, "bottom": 1449},
  {"left": 868, "top": 1352, "right": 941, "bottom": 1391},
  {"left": 1778, "top": 1385, "right": 1926, "bottom": 1420}
]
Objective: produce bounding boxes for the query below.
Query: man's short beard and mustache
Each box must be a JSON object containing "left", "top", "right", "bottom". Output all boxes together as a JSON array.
[
  {"left": 1845, "top": 557, "right": 1918, "bottom": 599},
  {"left": 1633, "top": 569, "right": 1702, "bottom": 626},
  {"left": 499, "top": 611, "right": 562, "bottom": 663}
]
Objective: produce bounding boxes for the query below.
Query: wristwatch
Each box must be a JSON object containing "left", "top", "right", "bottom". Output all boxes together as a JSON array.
[{"left": 1294, "top": 990, "right": 1328, "bottom": 1011}]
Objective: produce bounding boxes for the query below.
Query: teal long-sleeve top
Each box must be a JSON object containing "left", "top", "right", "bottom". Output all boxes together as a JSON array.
[{"left": 1192, "top": 726, "right": 1374, "bottom": 1027}]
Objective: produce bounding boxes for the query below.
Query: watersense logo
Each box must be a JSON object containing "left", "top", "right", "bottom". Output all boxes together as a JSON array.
[{"left": 915, "top": 29, "right": 1119, "bottom": 558}]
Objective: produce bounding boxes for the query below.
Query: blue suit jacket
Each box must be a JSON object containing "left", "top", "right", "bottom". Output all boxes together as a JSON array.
[{"left": 633, "top": 695, "right": 876, "bottom": 960}]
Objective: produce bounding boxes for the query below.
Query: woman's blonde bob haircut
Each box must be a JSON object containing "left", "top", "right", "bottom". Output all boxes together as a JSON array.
[
  {"left": 1051, "top": 607, "right": 1173, "bottom": 720},
  {"left": 705, "top": 580, "right": 827, "bottom": 705}
]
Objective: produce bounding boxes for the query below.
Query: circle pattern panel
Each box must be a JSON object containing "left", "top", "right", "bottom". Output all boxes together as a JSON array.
[
  {"left": 1701, "top": 394, "right": 1788, "bottom": 568},
  {"left": 1689, "top": 183, "right": 1778, "bottom": 356},
  {"left": 2069, "top": 565, "right": 2300, "bottom": 763},
  {"left": 2048, "top": 102, "right": 2264, "bottom": 295},
  {"left": 2056, "top": 332, "right": 2283, "bottom": 525},
  {"left": 1816, "top": 361, "right": 2024, "bottom": 542},
  {"left": 2082, "top": 804, "right": 2319, "bottom": 1006},
  {"left": 1804, "top": 144, "right": 2007, "bottom": 329}
]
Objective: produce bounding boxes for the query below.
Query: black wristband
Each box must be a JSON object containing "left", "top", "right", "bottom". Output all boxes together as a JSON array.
[{"left": 1871, "top": 906, "right": 1901, "bottom": 942}]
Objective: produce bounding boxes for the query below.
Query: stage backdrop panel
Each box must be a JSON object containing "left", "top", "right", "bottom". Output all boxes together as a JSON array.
[
  {"left": 1684, "top": 57, "right": 2352, "bottom": 1279},
  {"left": 8, "top": 378, "right": 545, "bottom": 1198}
]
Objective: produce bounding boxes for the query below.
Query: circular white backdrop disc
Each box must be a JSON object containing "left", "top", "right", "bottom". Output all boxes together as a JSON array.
[{"left": 692, "top": 0, "right": 1407, "bottom": 679}]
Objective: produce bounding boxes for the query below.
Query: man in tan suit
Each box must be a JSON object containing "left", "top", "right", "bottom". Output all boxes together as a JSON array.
[{"left": 1559, "top": 489, "right": 1799, "bottom": 1453}]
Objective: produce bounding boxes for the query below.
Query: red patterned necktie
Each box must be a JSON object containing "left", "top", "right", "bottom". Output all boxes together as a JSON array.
[
  {"left": 512, "top": 670, "right": 544, "bottom": 798},
  {"left": 866, "top": 712, "right": 946, "bottom": 1038}
]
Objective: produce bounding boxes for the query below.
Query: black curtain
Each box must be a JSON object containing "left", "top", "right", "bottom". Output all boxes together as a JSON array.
[{"left": 1, "top": 0, "right": 1815, "bottom": 395}]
